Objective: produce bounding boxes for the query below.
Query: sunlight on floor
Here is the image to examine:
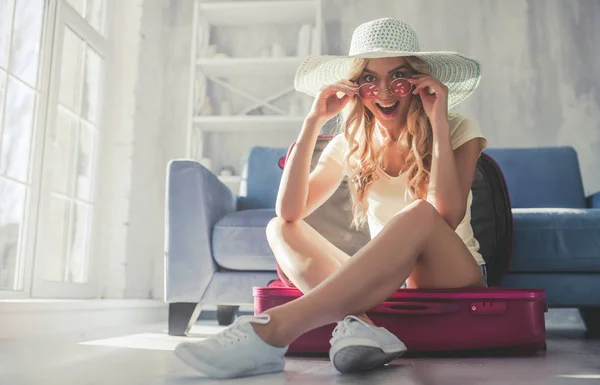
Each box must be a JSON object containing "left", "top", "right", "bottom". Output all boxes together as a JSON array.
[
  {"left": 78, "top": 324, "right": 225, "bottom": 351},
  {"left": 557, "top": 374, "right": 600, "bottom": 379}
]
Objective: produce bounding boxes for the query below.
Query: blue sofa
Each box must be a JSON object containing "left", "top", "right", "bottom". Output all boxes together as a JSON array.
[{"left": 165, "top": 146, "right": 600, "bottom": 336}]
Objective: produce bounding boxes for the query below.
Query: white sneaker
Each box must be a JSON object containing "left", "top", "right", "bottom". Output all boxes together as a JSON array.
[
  {"left": 174, "top": 314, "right": 288, "bottom": 378},
  {"left": 329, "top": 315, "right": 407, "bottom": 373}
]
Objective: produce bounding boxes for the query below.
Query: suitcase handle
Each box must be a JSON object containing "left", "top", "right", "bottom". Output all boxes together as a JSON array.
[{"left": 372, "top": 301, "right": 459, "bottom": 315}]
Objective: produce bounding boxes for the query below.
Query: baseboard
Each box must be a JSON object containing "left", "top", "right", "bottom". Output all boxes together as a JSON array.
[{"left": 0, "top": 299, "right": 167, "bottom": 339}]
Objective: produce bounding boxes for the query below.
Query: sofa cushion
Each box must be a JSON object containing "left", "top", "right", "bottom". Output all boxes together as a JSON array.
[
  {"left": 212, "top": 209, "right": 277, "bottom": 271},
  {"left": 484, "top": 147, "right": 586, "bottom": 208},
  {"left": 509, "top": 208, "right": 600, "bottom": 272},
  {"left": 240, "top": 147, "right": 287, "bottom": 210}
]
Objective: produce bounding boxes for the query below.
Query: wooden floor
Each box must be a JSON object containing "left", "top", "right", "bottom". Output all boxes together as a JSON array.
[{"left": 2, "top": 309, "right": 600, "bottom": 385}]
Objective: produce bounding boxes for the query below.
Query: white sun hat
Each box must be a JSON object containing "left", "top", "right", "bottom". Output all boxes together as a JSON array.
[{"left": 294, "top": 17, "right": 481, "bottom": 110}]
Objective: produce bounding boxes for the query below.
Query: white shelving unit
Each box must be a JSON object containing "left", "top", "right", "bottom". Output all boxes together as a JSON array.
[
  {"left": 196, "top": 57, "right": 305, "bottom": 78},
  {"left": 196, "top": 0, "right": 318, "bottom": 26},
  {"left": 192, "top": 115, "right": 306, "bottom": 132},
  {"left": 186, "top": 0, "right": 322, "bottom": 193}
]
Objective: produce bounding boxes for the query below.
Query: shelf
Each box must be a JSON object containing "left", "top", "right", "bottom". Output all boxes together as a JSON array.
[
  {"left": 198, "top": 0, "right": 318, "bottom": 26},
  {"left": 196, "top": 57, "right": 304, "bottom": 78},
  {"left": 218, "top": 175, "right": 242, "bottom": 183},
  {"left": 193, "top": 115, "right": 305, "bottom": 132}
]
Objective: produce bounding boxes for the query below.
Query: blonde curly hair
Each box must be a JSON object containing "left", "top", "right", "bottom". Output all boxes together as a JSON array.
[{"left": 337, "top": 56, "right": 433, "bottom": 229}]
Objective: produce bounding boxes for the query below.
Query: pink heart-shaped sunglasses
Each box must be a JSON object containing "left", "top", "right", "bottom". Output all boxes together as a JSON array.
[{"left": 357, "top": 78, "right": 414, "bottom": 100}]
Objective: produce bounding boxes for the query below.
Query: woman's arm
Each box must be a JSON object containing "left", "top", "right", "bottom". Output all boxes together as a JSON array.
[
  {"left": 276, "top": 116, "right": 322, "bottom": 221},
  {"left": 427, "top": 120, "right": 485, "bottom": 229},
  {"left": 276, "top": 81, "right": 356, "bottom": 222},
  {"left": 408, "top": 75, "right": 485, "bottom": 229},
  {"left": 276, "top": 117, "right": 344, "bottom": 222}
]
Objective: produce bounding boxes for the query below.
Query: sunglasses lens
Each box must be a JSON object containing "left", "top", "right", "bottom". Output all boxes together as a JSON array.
[
  {"left": 390, "top": 78, "right": 412, "bottom": 97},
  {"left": 358, "top": 84, "right": 378, "bottom": 99}
]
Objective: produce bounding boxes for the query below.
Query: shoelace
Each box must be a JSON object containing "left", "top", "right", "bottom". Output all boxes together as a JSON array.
[
  {"left": 214, "top": 315, "right": 270, "bottom": 347},
  {"left": 331, "top": 316, "right": 362, "bottom": 338}
]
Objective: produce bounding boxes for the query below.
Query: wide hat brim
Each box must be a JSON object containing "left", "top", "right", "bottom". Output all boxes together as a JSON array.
[{"left": 294, "top": 49, "right": 481, "bottom": 110}]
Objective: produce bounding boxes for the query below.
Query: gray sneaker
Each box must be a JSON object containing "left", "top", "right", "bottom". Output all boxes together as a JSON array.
[
  {"left": 329, "top": 315, "right": 407, "bottom": 373},
  {"left": 174, "top": 314, "right": 287, "bottom": 378}
]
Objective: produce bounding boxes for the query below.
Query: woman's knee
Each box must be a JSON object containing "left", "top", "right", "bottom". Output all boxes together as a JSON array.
[
  {"left": 407, "top": 198, "right": 436, "bottom": 213},
  {"left": 266, "top": 217, "right": 315, "bottom": 278},
  {"left": 266, "top": 216, "right": 301, "bottom": 248},
  {"left": 393, "top": 199, "right": 439, "bottom": 228},
  {"left": 266, "top": 217, "right": 285, "bottom": 244}
]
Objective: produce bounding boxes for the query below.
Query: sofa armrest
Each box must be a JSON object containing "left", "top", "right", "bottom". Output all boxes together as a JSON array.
[
  {"left": 165, "top": 160, "right": 237, "bottom": 303},
  {"left": 587, "top": 191, "right": 600, "bottom": 208}
]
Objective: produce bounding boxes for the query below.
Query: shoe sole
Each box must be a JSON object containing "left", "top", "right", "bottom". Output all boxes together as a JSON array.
[
  {"left": 175, "top": 345, "right": 226, "bottom": 378},
  {"left": 174, "top": 345, "right": 284, "bottom": 379},
  {"left": 331, "top": 344, "right": 406, "bottom": 374}
]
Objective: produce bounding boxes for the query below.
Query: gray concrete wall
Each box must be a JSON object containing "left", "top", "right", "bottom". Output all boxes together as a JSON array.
[{"left": 322, "top": 0, "right": 600, "bottom": 194}]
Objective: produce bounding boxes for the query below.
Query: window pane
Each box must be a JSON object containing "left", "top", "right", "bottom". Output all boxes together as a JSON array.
[
  {"left": 10, "top": 0, "right": 44, "bottom": 87},
  {"left": 75, "top": 121, "right": 94, "bottom": 201},
  {"left": 51, "top": 107, "right": 76, "bottom": 195},
  {"left": 0, "top": 177, "right": 26, "bottom": 290},
  {"left": 42, "top": 196, "right": 69, "bottom": 282},
  {"left": 0, "top": 0, "right": 15, "bottom": 70},
  {"left": 81, "top": 46, "right": 102, "bottom": 124},
  {"left": 68, "top": 202, "right": 90, "bottom": 283},
  {"left": 0, "top": 76, "right": 35, "bottom": 182},
  {"left": 85, "top": 0, "right": 105, "bottom": 36},
  {"left": 65, "top": 0, "right": 84, "bottom": 16},
  {"left": 58, "top": 27, "right": 83, "bottom": 112}
]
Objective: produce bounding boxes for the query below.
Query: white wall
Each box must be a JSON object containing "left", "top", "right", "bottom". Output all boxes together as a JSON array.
[
  {"left": 94, "top": 0, "right": 142, "bottom": 299},
  {"left": 95, "top": 0, "right": 191, "bottom": 299},
  {"left": 123, "top": 0, "right": 167, "bottom": 299}
]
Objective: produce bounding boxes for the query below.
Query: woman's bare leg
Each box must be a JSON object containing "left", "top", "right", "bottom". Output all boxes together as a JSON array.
[
  {"left": 266, "top": 217, "right": 373, "bottom": 324},
  {"left": 256, "top": 199, "right": 485, "bottom": 347}
]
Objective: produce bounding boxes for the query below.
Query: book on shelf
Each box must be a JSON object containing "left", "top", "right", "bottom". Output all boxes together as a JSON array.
[
  {"left": 296, "top": 24, "right": 320, "bottom": 59},
  {"left": 297, "top": 24, "right": 312, "bottom": 57}
]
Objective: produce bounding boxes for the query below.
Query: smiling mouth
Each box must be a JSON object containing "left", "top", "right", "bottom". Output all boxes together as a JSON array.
[{"left": 376, "top": 101, "right": 400, "bottom": 115}]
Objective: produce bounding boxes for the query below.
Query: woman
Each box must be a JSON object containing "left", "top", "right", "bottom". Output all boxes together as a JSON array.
[{"left": 175, "top": 17, "right": 487, "bottom": 379}]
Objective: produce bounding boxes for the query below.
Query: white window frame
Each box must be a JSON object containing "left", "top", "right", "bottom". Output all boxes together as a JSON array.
[
  {"left": 30, "top": 0, "right": 108, "bottom": 298},
  {"left": 0, "top": 0, "right": 111, "bottom": 300},
  {"left": 0, "top": 0, "right": 56, "bottom": 299}
]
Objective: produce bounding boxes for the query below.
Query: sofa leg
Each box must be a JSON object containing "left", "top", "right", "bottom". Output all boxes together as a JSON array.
[
  {"left": 217, "top": 305, "right": 239, "bottom": 326},
  {"left": 579, "top": 308, "right": 600, "bottom": 337},
  {"left": 169, "top": 302, "right": 202, "bottom": 336}
]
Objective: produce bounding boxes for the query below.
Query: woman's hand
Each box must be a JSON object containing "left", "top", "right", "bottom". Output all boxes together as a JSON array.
[
  {"left": 308, "top": 80, "right": 358, "bottom": 124},
  {"left": 408, "top": 75, "right": 449, "bottom": 126}
]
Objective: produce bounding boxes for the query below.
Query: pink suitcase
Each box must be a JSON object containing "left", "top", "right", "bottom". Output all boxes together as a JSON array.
[{"left": 253, "top": 281, "right": 547, "bottom": 355}]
